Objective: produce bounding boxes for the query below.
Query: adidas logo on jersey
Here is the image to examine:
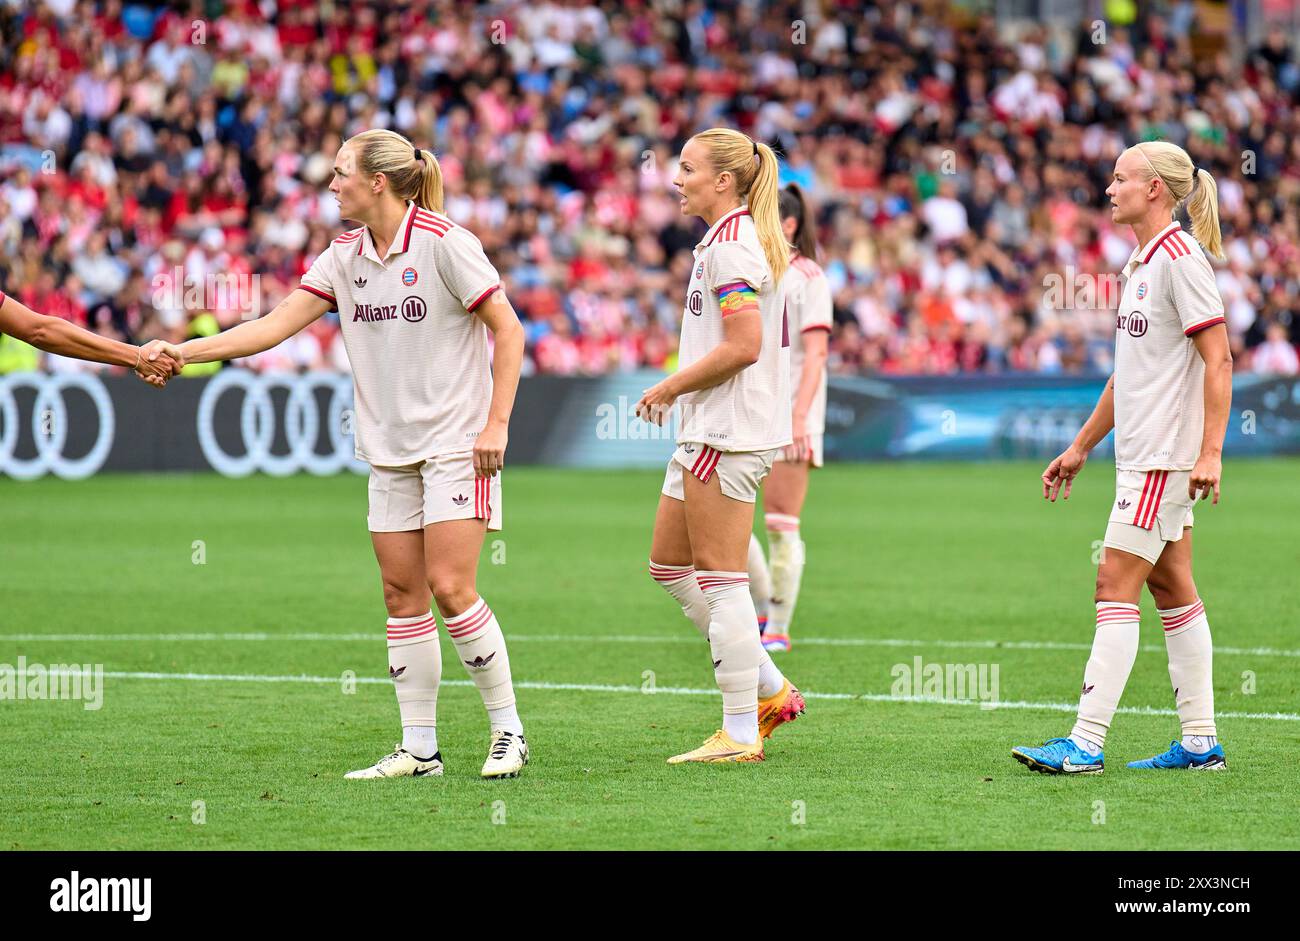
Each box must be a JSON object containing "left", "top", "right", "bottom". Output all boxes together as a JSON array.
[
  {"left": 452, "top": 494, "right": 468, "bottom": 506},
  {"left": 354, "top": 277, "right": 367, "bottom": 289}
]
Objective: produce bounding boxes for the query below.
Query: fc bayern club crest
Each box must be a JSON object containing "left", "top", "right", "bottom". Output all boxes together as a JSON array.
[
  {"left": 1136, "top": 282, "right": 1148, "bottom": 300},
  {"left": 402, "top": 267, "right": 418, "bottom": 286},
  {"left": 695, "top": 261, "right": 704, "bottom": 279}
]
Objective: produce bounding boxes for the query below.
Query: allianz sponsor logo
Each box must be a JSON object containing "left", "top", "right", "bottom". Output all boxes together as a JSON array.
[
  {"left": 354, "top": 302, "right": 400, "bottom": 322},
  {"left": 0, "top": 657, "right": 103, "bottom": 710},
  {"left": 50, "top": 871, "right": 151, "bottom": 921}
]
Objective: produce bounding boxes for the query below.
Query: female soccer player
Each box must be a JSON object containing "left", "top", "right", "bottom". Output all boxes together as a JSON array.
[
  {"left": 1012, "top": 141, "right": 1231, "bottom": 774},
  {"left": 154, "top": 130, "right": 530, "bottom": 779},
  {"left": 747, "top": 183, "right": 832, "bottom": 653},
  {"left": 0, "top": 292, "right": 178, "bottom": 385},
  {"left": 636, "top": 129, "right": 805, "bottom": 763}
]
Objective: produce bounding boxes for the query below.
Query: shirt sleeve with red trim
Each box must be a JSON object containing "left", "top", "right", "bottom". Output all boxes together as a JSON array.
[
  {"left": 1167, "top": 248, "right": 1225, "bottom": 336},
  {"left": 705, "top": 239, "right": 769, "bottom": 295},
  {"left": 436, "top": 225, "right": 502, "bottom": 313},
  {"left": 298, "top": 243, "right": 340, "bottom": 310},
  {"left": 795, "top": 268, "right": 833, "bottom": 333}
]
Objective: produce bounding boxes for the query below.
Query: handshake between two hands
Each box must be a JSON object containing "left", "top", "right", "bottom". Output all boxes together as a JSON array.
[{"left": 132, "top": 340, "right": 187, "bottom": 388}]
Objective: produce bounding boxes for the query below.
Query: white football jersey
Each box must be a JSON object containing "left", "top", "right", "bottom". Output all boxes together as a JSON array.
[
  {"left": 1113, "top": 221, "right": 1226, "bottom": 471},
  {"left": 299, "top": 201, "right": 502, "bottom": 466},
  {"left": 783, "top": 252, "right": 833, "bottom": 435},
  {"left": 675, "top": 206, "right": 792, "bottom": 452}
]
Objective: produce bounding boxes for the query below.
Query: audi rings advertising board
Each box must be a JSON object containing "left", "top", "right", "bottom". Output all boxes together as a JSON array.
[
  {"left": 0, "top": 370, "right": 368, "bottom": 479},
  {"left": 3, "top": 370, "right": 1299, "bottom": 480}
]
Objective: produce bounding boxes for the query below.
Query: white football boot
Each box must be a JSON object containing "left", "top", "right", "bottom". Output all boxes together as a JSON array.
[
  {"left": 345, "top": 744, "right": 444, "bottom": 779},
  {"left": 480, "top": 730, "right": 529, "bottom": 779}
]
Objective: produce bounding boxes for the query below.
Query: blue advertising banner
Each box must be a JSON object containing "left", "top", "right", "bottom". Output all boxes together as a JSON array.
[{"left": 1, "top": 371, "right": 1297, "bottom": 479}]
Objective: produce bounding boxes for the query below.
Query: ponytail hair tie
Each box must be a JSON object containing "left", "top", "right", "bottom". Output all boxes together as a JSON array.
[
  {"left": 414, "top": 147, "right": 422, "bottom": 161},
  {"left": 752, "top": 139, "right": 759, "bottom": 157}
]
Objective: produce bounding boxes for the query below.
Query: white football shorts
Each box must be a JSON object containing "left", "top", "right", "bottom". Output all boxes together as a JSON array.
[{"left": 368, "top": 450, "right": 502, "bottom": 532}]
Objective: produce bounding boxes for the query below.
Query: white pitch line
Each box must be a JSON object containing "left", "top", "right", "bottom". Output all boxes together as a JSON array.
[
  {"left": 21, "top": 668, "right": 1300, "bottom": 723},
  {"left": 1, "top": 631, "right": 1298, "bottom": 659}
]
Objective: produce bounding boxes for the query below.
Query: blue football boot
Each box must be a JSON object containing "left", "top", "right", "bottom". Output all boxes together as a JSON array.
[
  {"left": 1127, "top": 740, "right": 1227, "bottom": 770},
  {"left": 1011, "top": 737, "right": 1104, "bottom": 775}
]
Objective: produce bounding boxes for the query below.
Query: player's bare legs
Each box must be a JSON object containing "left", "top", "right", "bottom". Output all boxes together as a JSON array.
[
  {"left": 757, "top": 458, "right": 811, "bottom": 650},
  {"left": 1145, "top": 528, "right": 1197, "bottom": 609},
  {"left": 1132, "top": 529, "right": 1223, "bottom": 767},
  {"left": 345, "top": 530, "right": 443, "bottom": 778},
  {"left": 650, "top": 468, "right": 795, "bottom": 760},
  {"left": 424, "top": 518, "right": 486, "bottom": 620},
  {"left": 373, "top": 530, "right": 431, "bottom": 616},
  {"left": 425, "top": 517, "right": 527, "bottom": 777}
]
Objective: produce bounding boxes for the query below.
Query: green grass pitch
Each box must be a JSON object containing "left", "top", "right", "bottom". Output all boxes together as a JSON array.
[{"left": 1, "top": 459, "right": 1297, "bottom": 850}]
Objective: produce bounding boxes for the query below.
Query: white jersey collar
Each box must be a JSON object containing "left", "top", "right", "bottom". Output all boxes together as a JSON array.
[
  {"left": 696, "top": 203, "right": 750, "bottom": 251},
  {"left": 1123, "top": 219, "right": 1182, "bottom": 277},
  {"left": 357, "top": 201, "right": 419, "bottom": 265}
]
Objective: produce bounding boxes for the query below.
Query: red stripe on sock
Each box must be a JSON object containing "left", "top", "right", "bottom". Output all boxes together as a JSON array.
[
  {"left": 446, "top": 604, "right": 493, "bottom": 638},
  {"left": 387, "top": 623, "right": 438, "bottom": 639},
  {"left": 387, "top": 615, "right": 436, "bottom": 633},
  {"left": 1161, "top": 601, "right": 1205, "bottom": 631}
]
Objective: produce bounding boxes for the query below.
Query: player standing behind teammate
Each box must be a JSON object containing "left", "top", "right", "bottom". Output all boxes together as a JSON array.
[
  {"left": 149, "top": 130, "right": 530, "bottom": 779},
  {"left": 747, "top": 183, "right": 832, "bottom": 653},
  {"left": 1012, "top": 141, "right": 1232, "bottom": 774},
  {"left": 636, "top": 129, "right": 805, "bottom": 764}
]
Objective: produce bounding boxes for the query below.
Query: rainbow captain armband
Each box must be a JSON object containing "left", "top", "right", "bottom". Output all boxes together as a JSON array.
[{"left": 716, "top": 281, "right": 758, "bottom": 318}]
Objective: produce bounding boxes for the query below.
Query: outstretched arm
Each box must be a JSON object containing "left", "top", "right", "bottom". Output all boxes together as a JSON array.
[
  {"left": 470, "top": 289, "right": 525, "bottom": 479},
  {"left": 0, "top": 292, "right": 177, "bottom": 385},
  {"left": 159, "top": 288, "right": 332, "bottom": 366},
  {"left": 1042, "top": 375, "right": 1115, "bottom": 501}
]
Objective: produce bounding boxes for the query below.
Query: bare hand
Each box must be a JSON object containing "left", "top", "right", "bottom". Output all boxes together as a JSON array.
[
  {"left": 785, "top": 413, "right": 811, "bottom": 462},
  {"left": 1189, "top": 454, "right": 1221, "bottom": 504},
  {"left": 635, "top": 379, "right": 678, "bottom": 427},
  {"left": 136, "top": 339, "right": 185, "bottom": 387},
  {"left": 473, "top": 422, "right": 507, "bottom": 478},
  {"left": 132, "top": 340, "right": 184, "bottom": 388},
  {"left": 1042, "top": 445, "right": 1088, "bottom": 502}
]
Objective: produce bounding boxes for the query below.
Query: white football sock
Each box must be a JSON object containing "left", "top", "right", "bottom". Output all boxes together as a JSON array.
[
  {"left": 1070, "top": 601, "right": 1141, "bottom": 751},
  {"left": 765, "top": 513, "right": 804, "bottom": 635},
  {"left": 649, "top": 560, "right": 783, "bottom": 698},
  {"left": 387, "top": 611, "right": 441, "bottom": 756},
  {"left": 1159, "top": 599, "right": 1217, "bottom": 740},
  {"left": 402, "top": 726, "right": 439, "bottom": 759},
  {"left": 746, "top": 533, "right": 771, "bottom": 623},
  {"left": 1184, "top": 735, "right": 1218, "bottom": 753},
  {"left": 697, "top": 570, "right": 761, "bottom": 744},
  {"left": 444, "top": 597, "right": 523, "bottom": 735}
]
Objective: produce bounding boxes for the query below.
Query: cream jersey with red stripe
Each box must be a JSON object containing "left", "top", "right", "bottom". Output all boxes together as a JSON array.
[
  {"left": 298, "top": 201, "right": 501, "bottom": 466},
  {"left": 1113, "top": 221, "right": 1225, "bottom": 471},
  {"left": 783, "top": 252, "right": 833, "bottom": 435},
  {"left": 675, "top": 205, "right": 791, "bottom": 452}
]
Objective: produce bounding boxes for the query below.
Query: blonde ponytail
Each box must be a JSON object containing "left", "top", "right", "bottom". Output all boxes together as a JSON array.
[
  {"left": 1186, "top": 168, "right": 1224, "bottom": 261},
  {"left": 348, "top": 128, "right": 445, "bottom": 213},
  {"left": 1130, "top": 141, "right": 1224, "bottom": 260},
  {"left": 691, "top": 128, "right": 790, "bottom": 284}
]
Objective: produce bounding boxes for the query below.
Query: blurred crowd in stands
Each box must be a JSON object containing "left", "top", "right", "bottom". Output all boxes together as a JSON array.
[{"left": 1, "top": 0, "right": 1298, "bottom": 378}]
